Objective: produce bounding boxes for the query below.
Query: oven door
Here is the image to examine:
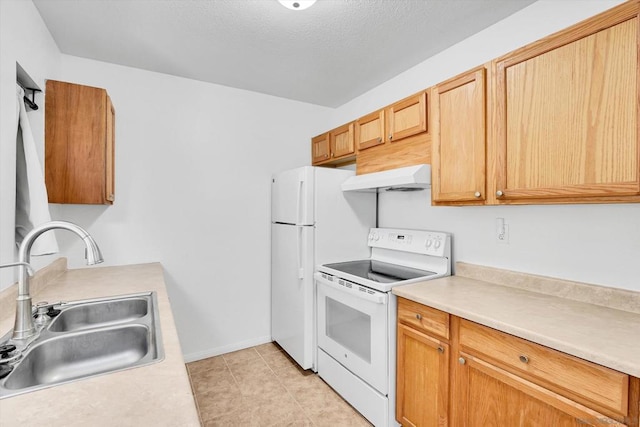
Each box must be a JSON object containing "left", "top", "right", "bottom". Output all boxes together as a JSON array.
[{"left": 315, "top": 272, "right": 389, "bottom": 394}]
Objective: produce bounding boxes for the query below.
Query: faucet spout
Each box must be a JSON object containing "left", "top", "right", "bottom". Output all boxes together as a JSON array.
[{"left": 12, "top": 221, "right": 103, "bottom": 340}]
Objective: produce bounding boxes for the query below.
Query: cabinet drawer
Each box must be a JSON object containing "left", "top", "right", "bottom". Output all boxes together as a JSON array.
[
  {"left": 398, "top": 298, "right": 449, "bottom": 340},
  {"left": 459, "top": 319, "right": 629, "bottom": 416}
]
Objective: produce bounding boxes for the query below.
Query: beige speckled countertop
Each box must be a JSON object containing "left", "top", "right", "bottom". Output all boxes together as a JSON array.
[
  {"left": 392, "top": 262, "right": 640, "bottom": 378},
  {"left": 0, "top": 259, "right": 200, "bottom": 426}
]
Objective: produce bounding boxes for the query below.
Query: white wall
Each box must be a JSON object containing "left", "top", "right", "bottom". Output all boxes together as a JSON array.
[
  {"left": 0, "top": 0, "right": 61, "bottom": 288},
  {"left": 379, "top": 192, "right": 640, "bottom": 291},
  {"left": 50, "top": 55, "right": 332, "bottom": 359},
  {"left": 332, "top": 0, "right": 640, "bottom": 292}
]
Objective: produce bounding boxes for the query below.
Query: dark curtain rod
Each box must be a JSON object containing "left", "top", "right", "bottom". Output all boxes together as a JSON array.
[{"left": 17, "top": 82, "right": 41, "bottom": 111}]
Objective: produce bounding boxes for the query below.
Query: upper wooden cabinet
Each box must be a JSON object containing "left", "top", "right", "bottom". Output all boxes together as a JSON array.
[
  {"left": 431, "top": 1, "right": 640, "bottom": 206},
  {"left": 387, "top": 92, "right": 427, "bottom": 143},
  {"left": 431, "top": 66, "right": 487, "bottom": 205},
  {"left": 355, "top": 92, "right": 428, "bottom": 152},
  {"left": 311, "top": 123, "right": 355, "bottom": 166},
  {"left": 330, "top": 122, "right": 355, "bottom": 159},
  {"left": 313, "top": 1, "right": 640, "bottom": 206},
  {"left": 311, "top": 132, "right": 331, "bottom": 164},
  {"left": 490, "top": 1, "right": 640, "bottom": 204},
  {"left": 355, "top": 91, "right": 430, "bottom": 175},
  {"left": 355, "top": 109, "right": 385, "bottom": 151},
  {"left": 45, "top": 80, "right": 115, "bottom": 205}
]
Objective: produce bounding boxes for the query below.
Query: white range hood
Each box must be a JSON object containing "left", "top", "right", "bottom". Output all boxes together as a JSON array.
[{"left": 341, "top": 164, "right": 431, "bottom": 192}]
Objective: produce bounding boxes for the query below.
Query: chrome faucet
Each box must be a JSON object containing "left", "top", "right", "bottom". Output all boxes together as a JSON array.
[
  {"left": 0, "top": 262, "right": 35, "bottom": 276},
  {"left": 10, "top": 221, "right": 103, "bottom": 340}
]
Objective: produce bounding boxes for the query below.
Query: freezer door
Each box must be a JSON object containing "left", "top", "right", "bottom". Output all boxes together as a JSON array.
[
  {"left": 271, "top": 167, "right": 314, "bottom": 225},
  {"left": 271, "top": 223, "right": 315, "bottom": 370}
]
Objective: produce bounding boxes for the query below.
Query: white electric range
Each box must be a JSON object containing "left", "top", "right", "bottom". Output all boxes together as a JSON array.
[{"left": 314, "top": 228, "right": 451, "bottom": 427}]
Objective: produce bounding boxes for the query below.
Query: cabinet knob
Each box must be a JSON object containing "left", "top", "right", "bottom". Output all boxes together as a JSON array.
[
  {"left": 437, "top": 346, "right": 444, "bottom": 354},
  {"left": 519, "top": 355, "right": 529, "bottom": 364},
  {"left": 107, "top": 194, "right": 115, "bottom": 202},
  {"left": 496, "top": 190, "right": 504, "bottom": 197},
  {"left": 474, "top": 191, "right": 481, "bottom": 198},
  {"left": 377, "top": 137, "right": 382, "bottom": 143},
  {"left": 415, "top": 313, "right": 422, "bottom": 320},
  {"left": 458, "top": 357, "right": 466, "bottom": 365},
  {"left": 388, "top": 134, "right": 393, "bottom": 141}
]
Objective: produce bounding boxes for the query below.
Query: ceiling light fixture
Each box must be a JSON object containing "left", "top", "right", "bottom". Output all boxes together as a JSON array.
[{"left": 278, "top": 0, "right": 316, "bottom": 11}]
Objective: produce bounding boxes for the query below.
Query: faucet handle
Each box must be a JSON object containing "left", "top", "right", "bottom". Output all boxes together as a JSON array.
[
  {"left": 0, "top": 344, "right": 16, "bottom": 359},
  {"left": 33, "top": 301, "right": 47, "bottom": 316},
  {"left": 34, "top": 301, "right": 63, "bottom": 318},
  {"left": 0, "top": 344, "right": 21, "bottom": 369},
  {"left": 34, "top": 302, "right": 51, "bottom": 327},
  {"left": 47, "top": 306, "right": 62, "bottom": 318},
  {"left": 35, "top": 301, "right": 49, "bottom": 315}
]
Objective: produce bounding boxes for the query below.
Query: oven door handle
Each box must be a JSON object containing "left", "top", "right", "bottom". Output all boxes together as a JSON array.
[{"left": 315, "top": 273, "right": 388, "bottom": 305}]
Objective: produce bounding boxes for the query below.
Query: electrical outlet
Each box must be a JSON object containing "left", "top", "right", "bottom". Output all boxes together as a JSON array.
[
  {"left": 497, "top": 224, "right": 509, "bottom": 244},
  {"left": 496, "top": 218, "right": 509, "bottom": 244}
]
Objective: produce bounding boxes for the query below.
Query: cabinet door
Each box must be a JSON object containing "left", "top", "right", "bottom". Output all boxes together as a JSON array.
[
  {"left": 492, "top": 3, "right": 639, "bottom": 203},
  {"left": 311, "top": 132, "right": 330, "bottom": 164},
  {"left": 396, "top": 324, "right": 448, "bottom": 427},
  {"left": 45, "top": 80, "right": 111, "bottom": 204},
  {"left": 387, "top": 92, "right": 427, "bottom": 143},
  {"left": 355, "top": 109, "right": 385, "bottom": 151},
  {"left": 105, "top": 95, "right": 115, "bottom": 204},
  {"left": 330, "top": 122, "right": 355, "bottom": 159},
  {"left": 432, "top": 67, "right": 486, "bottom": 204},
  {"left": 453, "top": 352, "right": 628, "bottom": 427}
]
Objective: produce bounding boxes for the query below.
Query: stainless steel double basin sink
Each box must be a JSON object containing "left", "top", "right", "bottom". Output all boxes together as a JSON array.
[{"left": 0, "top": 292, "right": 164, "bottom": 399}]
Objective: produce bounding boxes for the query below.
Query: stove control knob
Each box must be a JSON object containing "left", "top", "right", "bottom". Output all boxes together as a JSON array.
[
  {"left": 373, "top": 233, "right": 380, "bottom": 241},
  {"left": 426, "top": 239, "right": 433, "bottom": 248},
  {"left": 434, "top": 240, "right": 441, "bottom": 249}
]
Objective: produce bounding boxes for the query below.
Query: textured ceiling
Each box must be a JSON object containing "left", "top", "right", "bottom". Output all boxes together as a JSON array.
[{"left": 33, "top": 0, "right": 536, "bottom": 107}]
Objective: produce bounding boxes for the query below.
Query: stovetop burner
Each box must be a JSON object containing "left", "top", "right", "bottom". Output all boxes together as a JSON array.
[{"left": 322, "top": 259, "right": 436, "bottom": 284}]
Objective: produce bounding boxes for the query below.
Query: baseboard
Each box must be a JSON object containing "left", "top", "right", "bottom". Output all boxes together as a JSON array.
[{"left": 182, "top": 335, "right": 273, "bottom": 363}]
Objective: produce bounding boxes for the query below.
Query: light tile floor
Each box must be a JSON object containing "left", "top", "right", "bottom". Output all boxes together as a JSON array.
[{"left": 186, "top": 342, "right": 372, "bottom": 426}]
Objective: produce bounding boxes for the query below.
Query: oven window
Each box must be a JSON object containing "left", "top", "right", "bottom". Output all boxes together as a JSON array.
[{"left": 326, "top": 297, "right": 371, "bottom": 363}]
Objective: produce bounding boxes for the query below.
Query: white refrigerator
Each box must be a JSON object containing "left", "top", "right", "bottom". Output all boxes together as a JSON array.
[{"left": 271, "top": 166, "right": 376, "bottom": 370}]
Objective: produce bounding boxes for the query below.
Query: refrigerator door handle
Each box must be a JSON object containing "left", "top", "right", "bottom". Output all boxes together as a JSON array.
[
  {"left": 296, "top": 226, "right": 304, "bottom": 279},
  {"left": 296, "top": 179, "right": 303, "bottom": 225}
]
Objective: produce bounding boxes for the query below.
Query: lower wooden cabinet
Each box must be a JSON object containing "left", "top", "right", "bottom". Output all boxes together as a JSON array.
[
  {"left": 458, "top": 318, "right": 629, "bottom": 417},
  {"left": 397, "top": 298, "right": 450, "bottom": 426},
  {"left": 396, "top": 299, "right": 640, "bottom": 427},
  {"left": 454, "top": 351, "right": 627, "bottom": 427},
  {"left": 397, "top": 324, "right": 449, "bottom": 427}
]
